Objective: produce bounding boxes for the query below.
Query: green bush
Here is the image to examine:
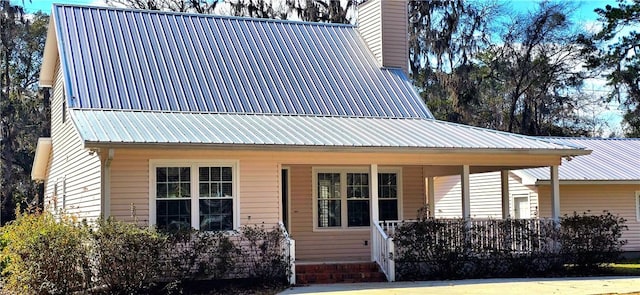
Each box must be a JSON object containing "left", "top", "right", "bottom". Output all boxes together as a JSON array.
[
  {"left": 91, "top": 218, "right": 166, "bottom": 294},
  {"left": 560, "top": 211, "right": 627, "bottom": 268},
  {"left": 394, "top": 211, "right": 626, "bottom": 280},
  {"left": 236, "top": 224, "right": 289, "bottom": 284},
  {"left": 0, "top": 210, "right": 91, "bottom": 295}
]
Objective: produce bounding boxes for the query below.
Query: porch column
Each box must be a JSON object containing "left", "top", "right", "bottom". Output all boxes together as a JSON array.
[
  {"left": 427, "top": 177, "right": 435, "bottom": 218},
  {"left": 370, "top": 164, "right": 379, "bottom": 261},
  {"left": 501, "top": 170, "right": 510, "bottom": 219},
  {"left": 551, "top": 165, "right": 560, "bottom": 222},
  {"left": 461, "top": 165, "right": 470, "bottom": 220}
]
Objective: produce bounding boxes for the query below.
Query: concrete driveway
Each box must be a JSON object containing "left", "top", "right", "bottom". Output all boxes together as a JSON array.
[{"left": 279, "top": 276, "right": 640, "bottom": 295}]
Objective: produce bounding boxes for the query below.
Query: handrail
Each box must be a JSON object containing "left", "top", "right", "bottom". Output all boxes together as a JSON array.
[
  {"left": 278, "top": 222, "right": 296, "bottom": 285},
  {"left": 373, "top": 221, "right": 394, "bottom": 282}
]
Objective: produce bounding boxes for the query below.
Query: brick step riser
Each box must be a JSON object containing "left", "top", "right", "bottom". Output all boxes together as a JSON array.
[{"left": 295, "top": 263, "right": 387, "bottom": 284}]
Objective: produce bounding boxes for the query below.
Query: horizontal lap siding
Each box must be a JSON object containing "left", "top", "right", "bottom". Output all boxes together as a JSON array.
[
  {"left": 289, "top": 165, "right": 425, "bottom": 261},
  {"left": 434, "top": 172, "right": 537, "bottom": 218},
  {"left": 45, "top": 65, "right": 102, "bottom": 222},
  {"left": 538, "top": 184, "right": 640, "bottom": 251},
  {"left": 289, "top": 165, "right": 371, "bottom": 262},
  {"left": 402, "top": 166, "right": 425, "bottom": 220},
  {"left": 109, "top": 150, "right": 281, "bottom": 228}
]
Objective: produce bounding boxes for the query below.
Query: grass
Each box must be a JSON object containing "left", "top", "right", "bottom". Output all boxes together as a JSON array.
[{"left": 607, "top": 259, "right": 640, "bottom": 276}]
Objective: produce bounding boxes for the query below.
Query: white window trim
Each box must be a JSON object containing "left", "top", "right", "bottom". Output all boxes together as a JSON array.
[
  {"left": 312, "top": 166, "right": 403, "bottom": 232},
  {"left": 635, "top": 191, "right": 640, "bottom": 222},
  {"left": 149, "top": 159, "right": 240, "bottom": 231}
]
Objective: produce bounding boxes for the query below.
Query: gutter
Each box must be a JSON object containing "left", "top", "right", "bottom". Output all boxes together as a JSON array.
[{"left": 82, "top": 142, "right": 591, "bottom": 157}]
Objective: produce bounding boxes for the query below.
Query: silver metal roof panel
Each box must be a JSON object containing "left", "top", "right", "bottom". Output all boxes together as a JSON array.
[
  {"left": 53, "top": 5, "right": 432, "bottom": 119},
  {"left": 522, "top": 138, "right": 640, "bottom": 181},
  {"left": 71, "top": 109, "right": 586, "bottom": 152}
]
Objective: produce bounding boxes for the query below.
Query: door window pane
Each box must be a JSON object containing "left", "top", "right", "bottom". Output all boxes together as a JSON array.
[
  {"left": 378, "top": 173, "right": 398, "bottom": 221},
  {"left": 348, "top": 200, "right": 370, "bottom": 226}
]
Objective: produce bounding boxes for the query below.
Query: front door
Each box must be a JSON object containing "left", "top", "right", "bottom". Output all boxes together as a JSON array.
[{"left": 281, "top": 168, "right": 289, "bottom": 230}]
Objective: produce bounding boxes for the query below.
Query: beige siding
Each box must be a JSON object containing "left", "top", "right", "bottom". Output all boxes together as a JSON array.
[
  {"left": 538, "top": 184, "right": 640, "bottom": 251},
  {"left": 109, "top": 149, "right": 281, "bottom": 228},
  {"left": 357, "top": 0, "right": 382, "bottom": 66},
  {"left": 434, "top": 172, "right": 537, "bottom": 218},
  {"left": 402, "top": 166, "right": 426, "bottom": 219},
  {"left": 44, "top": 64, "right": 102, "bottom": 221},
  {"left": 380, "top": 0, "right": 408, "bottom": 72},
  {"left": 357, "top": 0, "right": 408, "bottom": 73}
]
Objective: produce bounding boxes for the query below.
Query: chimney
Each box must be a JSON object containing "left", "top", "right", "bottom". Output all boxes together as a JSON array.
[{"left": 357, "top": 0, "right": 408, "bottom": 74}]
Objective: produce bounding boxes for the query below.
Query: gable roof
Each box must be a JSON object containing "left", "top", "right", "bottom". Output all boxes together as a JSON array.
[
  {"left": 518, "top": 138, "right": 640, "bottom": 182},
  {"left": 46, "top": 5, "right": 431, "bottom": 118},
  {"left": 39, "top": 5, "right": 590, "bottom": 155}
]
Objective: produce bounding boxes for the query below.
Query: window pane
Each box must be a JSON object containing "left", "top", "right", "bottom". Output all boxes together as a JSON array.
[
  {"left": 156, "top": 183, "right": 167, "bottom": 198},
  {"left": 199, "top": 167, "right": 210, "bottom": 182},
  {"left": 212, "top": 167, "right": 221, "bottom": 181},
  {"left": 200, "top": 199, "right": 233, "bottom": 231},
  {"left": 347, "top": 173, "right": 369, "bottom": 199},
  {"left": 221, "top": 183, "right": 233, "bottom": 197},
  {"left": 378, "top": 173, "right": 397, "bottom": 199},
  {"left": 318, "top": 173, "right": 340, "bottom": 199},
  {"left": 348, "top": 200, "right": 370, "bottom": 227},
  {"left": 199, "top": 183, "right": 210, "bottom": 198},
  {"left": 317, "top": 199, "right": 341, "bottom": 227},
  {"left": 222, "top": 167, "right": 233, "bottom": 181},
  {"left": 379, "top": 200, "right": 398, "bottom": 221},
  {"left": 157, "top": 167, "right": 167, "bottom": 182},
  {"left": 180, "top": 167, "right": 190, "bottom": 182},
  {"left": 167, "top": 167, "right": 180, "bottom": 182},
  {"left": 156, "top": 200, "right": 191, "bottom": 231}
]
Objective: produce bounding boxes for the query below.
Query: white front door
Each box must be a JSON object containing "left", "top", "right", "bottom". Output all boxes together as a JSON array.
[{"left": 513, "top": 196, "right": 530, "bottom": 219}]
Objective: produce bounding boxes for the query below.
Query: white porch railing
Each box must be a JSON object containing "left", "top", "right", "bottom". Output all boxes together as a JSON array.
[
  {"left": 372, "top": 222, "right": 395, "bottom": 282},
  {"left": 380, "top": 219, "right": 419, "bottom": 237},
  {"left": 279, "top": 222, "right": 296, "bottom": 285}
]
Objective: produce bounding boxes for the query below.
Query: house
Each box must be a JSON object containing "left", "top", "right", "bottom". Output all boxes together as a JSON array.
[
  {"left": 433, "top": 138, "right": 640, "bottom": 252},
  {"left": 31, "top": 1, "right": 588, "bottom": 282}
]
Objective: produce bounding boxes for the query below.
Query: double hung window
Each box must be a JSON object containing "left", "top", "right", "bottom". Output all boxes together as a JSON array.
[{"left": 151, "top": 161, "right": 237, "bottom": 231}]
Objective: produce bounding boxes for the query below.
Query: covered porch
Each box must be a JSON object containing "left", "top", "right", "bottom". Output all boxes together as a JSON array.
[{"left": 282, "top": 159, "right": 566, "bottom": 282}]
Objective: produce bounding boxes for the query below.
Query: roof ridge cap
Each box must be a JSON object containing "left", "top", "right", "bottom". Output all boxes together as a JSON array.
[{"left": 52, "top": 4, "right": 355, "bottom": 28}]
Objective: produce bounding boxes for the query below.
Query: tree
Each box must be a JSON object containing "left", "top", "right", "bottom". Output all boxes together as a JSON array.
[
  {"left": 1, "top": 1, "right": 50, "bottom": 223},
  {"left": 104, "top": 0, "right": 219, "bottom": 13},
  {"left": 583, "top": 0, "right": 640, "bottom": 137},
  {"left": 287, "top": 0, "right": 352, "bottom": 23}
]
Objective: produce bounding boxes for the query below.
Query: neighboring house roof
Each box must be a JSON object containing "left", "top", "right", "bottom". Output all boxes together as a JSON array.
[
  {"left": 40, "top": 5, "right": 589, "bottom": 155},
  {"left": 519, "top": 138, "right": 640, "bottom": 182}
]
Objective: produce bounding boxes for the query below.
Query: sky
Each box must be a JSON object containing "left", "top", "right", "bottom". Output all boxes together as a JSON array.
[{"left": 11, "top": 0, "right": 626, "bottom": 135}]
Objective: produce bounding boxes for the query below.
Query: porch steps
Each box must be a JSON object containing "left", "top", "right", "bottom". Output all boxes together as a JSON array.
[{"left": 295, "top": 262, "right": 387, "bottom": 284}]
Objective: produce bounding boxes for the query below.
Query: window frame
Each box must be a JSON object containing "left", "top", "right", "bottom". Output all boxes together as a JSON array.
[
  {"left": 312, "top": 166, "right": 402, "bottom": 231},
  {"left": 149, "top": 159, "right": 240, "bottom": 231},
  {"left": 510, "top": 193, "right": 531, "bottom": 219}
]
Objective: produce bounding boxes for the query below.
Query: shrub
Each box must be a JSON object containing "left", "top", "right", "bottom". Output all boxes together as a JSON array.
[
  {"left": 161, "top": 229, "right": 239, "bottom": 282},
  {"left": 91, "top": 218, "right": 166, "bottom": 294},
  {"left": 0, "top": 209, "right": 91, "bottom": 295},
  {"left": 394, "top": 211, "right": 626, "bottom": 280},
  {"left": 560, "top": 211, "right": 627, "bottom": 268},
  {"left": 236, "top": 224, "right": 289, "bottom": 284}
]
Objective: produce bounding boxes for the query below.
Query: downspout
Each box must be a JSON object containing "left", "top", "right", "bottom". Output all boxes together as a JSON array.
[{"left": 100, "top": 149, "right": 114, "bottom": 219}]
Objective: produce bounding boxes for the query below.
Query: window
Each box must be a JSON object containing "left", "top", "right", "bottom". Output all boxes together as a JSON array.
[
  {"left": 150, "top": 161, "right": 238, "bottom": 231},
  {"left": 314, "top": 168, "right": 401, "bottom": 229},
  {"left": 378, "top": 173, "right": 398, "bottom": 221}
]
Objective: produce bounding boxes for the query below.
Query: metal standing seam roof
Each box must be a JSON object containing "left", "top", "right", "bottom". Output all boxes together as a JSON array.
[
  {"left": 521, "top": 138, "right": 640, "bottom": 181},
  {"left": 52, "top": 4, "right": 432, "bottom": 119},
  {"left": 70, "top": 109, "right": 587, "bottom": 151}
]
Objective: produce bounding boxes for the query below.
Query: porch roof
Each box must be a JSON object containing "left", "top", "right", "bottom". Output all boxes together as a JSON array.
[{"left": 71, "top": 109, "right": 588, "bottom": 155}]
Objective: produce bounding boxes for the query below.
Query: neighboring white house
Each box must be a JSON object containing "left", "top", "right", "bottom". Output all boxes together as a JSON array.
[{"left": 434, "top": 138, "right": 640, "bottom": 251}]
